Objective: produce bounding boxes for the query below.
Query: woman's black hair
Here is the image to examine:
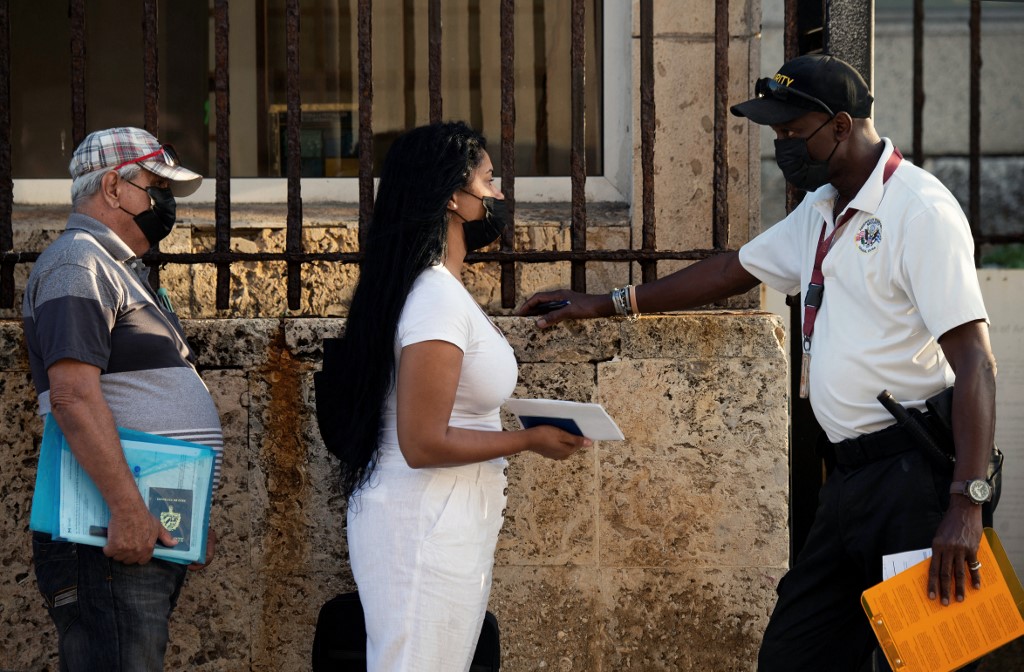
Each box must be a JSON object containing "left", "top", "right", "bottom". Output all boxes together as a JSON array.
[{"left": 318, "top": 121, "right": 488, "bottom": 499}]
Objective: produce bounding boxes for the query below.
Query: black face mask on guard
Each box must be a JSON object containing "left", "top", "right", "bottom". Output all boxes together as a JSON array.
[
  {"left": 120, "top": 180, "right": 178, "bottom": 246},
  {"left": 455, "top": 190, "right": 510, "bottom": 251},
  {"left": 774, "top": 117, "right": 840, "bottom": 192}
]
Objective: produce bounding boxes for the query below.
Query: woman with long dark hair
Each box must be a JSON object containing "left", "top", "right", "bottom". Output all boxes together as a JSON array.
[{"left": 320, "top": 121, "right": 589, "bottom": 671}]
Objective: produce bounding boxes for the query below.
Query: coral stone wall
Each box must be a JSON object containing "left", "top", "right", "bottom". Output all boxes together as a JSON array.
[{"left": 0, "top": 313, "right": 788, "bottom": 671}]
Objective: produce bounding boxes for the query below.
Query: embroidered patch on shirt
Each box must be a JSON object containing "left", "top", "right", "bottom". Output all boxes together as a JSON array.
[{"left": 855, "top": 218, "right": 882, "bottom": 252}]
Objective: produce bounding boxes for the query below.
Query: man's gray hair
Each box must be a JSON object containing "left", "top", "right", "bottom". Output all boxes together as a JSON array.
[{"left": 71, "top": 164, "right": 143, "bottom": 210}]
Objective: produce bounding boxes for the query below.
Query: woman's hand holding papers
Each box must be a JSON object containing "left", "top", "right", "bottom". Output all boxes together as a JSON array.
[{"left": 524, "top": 425, "right": 592, "bottom": 460}]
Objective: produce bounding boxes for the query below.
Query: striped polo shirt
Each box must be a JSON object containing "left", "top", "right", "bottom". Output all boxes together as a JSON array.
[{"left": 22, "top": 214, "right": 223, "bottom": 485}]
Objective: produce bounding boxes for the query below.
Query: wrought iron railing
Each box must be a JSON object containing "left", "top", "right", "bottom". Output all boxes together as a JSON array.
[{"left": 0, "top": 0, "right": 743, "bottom": 313}]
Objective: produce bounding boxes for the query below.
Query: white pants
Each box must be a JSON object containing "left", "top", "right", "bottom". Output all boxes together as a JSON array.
[{"left": 348, "top": 455, "right": 507, "bottom": 672}]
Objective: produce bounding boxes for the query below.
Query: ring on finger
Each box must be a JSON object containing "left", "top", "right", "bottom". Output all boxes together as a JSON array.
[{"left": 968, "top": 560, "right": 982, "bottom": 571}]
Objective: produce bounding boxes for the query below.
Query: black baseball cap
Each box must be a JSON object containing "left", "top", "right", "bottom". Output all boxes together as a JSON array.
[{"left": 730, "top": 54, "right": 874, "bottom": 125}]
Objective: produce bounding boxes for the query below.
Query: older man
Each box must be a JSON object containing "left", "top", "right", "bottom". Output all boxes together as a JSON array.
[{"left": 22, "top": 127, "right": 223, "bottom": 670}]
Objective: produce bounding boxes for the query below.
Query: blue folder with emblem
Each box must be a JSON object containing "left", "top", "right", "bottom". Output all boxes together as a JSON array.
[{"left": 30, "top": 414, "right": 216, "bottom": 565}]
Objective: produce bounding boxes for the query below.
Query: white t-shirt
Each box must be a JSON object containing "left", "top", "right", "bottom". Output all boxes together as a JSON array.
[
  {"left": 739, "top": 139, "right": 988, "bottom": 442},
  {"left": 377, "top": 264, "right": 518, "bottom": 461}
]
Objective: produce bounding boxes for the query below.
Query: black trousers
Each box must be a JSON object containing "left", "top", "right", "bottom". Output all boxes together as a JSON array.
[{"left": 757, "top": 429, "right": 958, "bottom": 672}]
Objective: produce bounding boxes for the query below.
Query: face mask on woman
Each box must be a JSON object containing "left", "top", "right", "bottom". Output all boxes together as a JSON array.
[{"left": 456, "top": 190, "right": 510, "bottom": 251}]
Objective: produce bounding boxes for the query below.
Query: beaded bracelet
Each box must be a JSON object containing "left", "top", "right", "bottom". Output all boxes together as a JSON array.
[
  {"left": 627, "top": 284, "right": 640, "bottom": 322},
  {"left": 611, "top": 286, "right": 628, "bottom": 316},
  {"left": 610, "top": 285, "right": 641, "bottom": 322}
]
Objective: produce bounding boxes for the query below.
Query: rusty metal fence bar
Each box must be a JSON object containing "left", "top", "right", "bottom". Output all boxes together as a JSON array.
[
  {"left": 70, "top": 0, "right": 86, "bottom": 149},
  {"left": 0, "top": 0, "right": 743, "bottom": 313},
  {"left": 499, "top": 0, "right": 517, "bottom": 309},
  {"left": 783, "top": 0, "right": 801, "bottom": 214},
  {"left": 785, "top": 0, "right": 820, "bottom": 564},
  {"left": 214, "top": 0, "right": 232, "bottom": 310},
  {"left": 428, "top": 0, "right": 442, "bottom": 124},
  {"left": 569, "top": 0, "right": 587, "bottom": 293},
  {"left": 912, "top": 0, "right": 923, "bottom": 165},
  {"left": 713, "top": 0, "right": 731, "bottom": 250},
  {"left": 357, "top": 0, "right": 374, "bottom": 245},
  {"left": 285, "top": 0, "right": 303, "bottom": 310},
  {"left": 143, "top": 0, "right": 163, "bottom": 291},
  {"left": 639, "top": 0, "right": 656, "bottom": 285},
  {"left": 0, "top": 0, "right": 11, "bottom": 308},
  {"left": 142, "top": 0, "right": 159, "bottom": 135},
  {"left": 969, "top": 0, "right": 981, "bottom": 265}
]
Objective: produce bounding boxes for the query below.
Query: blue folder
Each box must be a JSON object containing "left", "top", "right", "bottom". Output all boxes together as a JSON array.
[{"left": 30, "top": 414, "right": 216, "bottom": 565}]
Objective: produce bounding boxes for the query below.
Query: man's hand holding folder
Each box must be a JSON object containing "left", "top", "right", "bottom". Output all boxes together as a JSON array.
[{"left": 103, "top": 501, "right": 178, "bottom": 564}]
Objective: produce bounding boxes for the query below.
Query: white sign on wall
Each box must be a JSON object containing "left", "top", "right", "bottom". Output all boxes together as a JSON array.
[{"left": 980, "top": 270, "right": 1024, "bottom": 574}]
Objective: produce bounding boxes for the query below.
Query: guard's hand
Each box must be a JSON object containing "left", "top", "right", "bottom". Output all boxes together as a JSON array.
[
  {"left": 525, "top": 424, "right": 592, "bottom": 460},
  {"left": 104, "top": 505, "right": 177, "bottom": 565},
  {"left": 188, "top": 526, "right": 217, "bottom": 571},
  {"left": 517, "top": 290, "right": 606, "bottom": 328},
  {"left": 927, "top": 496, "right": 983, "bottom": 605}
]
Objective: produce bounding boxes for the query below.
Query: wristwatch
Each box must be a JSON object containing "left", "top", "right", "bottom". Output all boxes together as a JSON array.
[{"left": 949, "top": 479, "right": 993, "bottom": 505}]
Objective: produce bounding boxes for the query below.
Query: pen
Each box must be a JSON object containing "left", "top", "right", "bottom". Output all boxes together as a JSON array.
[{"left": 534, "top": 300, "right": 571, "bottom": 314}]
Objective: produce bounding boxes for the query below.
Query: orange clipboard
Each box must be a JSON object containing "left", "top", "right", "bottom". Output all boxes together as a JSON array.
[{"left": 861, "top": 528, "right": 1024, "bottom": 671}]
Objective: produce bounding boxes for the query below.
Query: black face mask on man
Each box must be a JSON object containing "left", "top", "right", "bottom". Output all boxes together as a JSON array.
[
  {"left": 119, "top": 180, "right": 178, "bottom": 246},
  {"left": 455, "top": 190, "right": 510, "bottom": 251},
  {"left": 774, "top": 116, "right": 840, "bottom": 192}
]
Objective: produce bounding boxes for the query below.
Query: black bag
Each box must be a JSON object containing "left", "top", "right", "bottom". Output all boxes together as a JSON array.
[{"left": 312, "top": 591, "right": 501, "bottom": 671}]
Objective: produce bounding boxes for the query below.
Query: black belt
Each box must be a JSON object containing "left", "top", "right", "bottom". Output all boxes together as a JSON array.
[{"left": 819, "top": 422, "right": 919, "bottom": 469}]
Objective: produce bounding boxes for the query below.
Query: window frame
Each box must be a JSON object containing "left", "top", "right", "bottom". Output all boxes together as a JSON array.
[{"left": 13, "top": 2, "right": 631, "bottom": 206}]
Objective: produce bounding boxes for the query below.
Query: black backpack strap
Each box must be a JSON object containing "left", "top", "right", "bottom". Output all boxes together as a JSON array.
[{"left": 314, "top": 337, "right": 346, "bottom": 460}]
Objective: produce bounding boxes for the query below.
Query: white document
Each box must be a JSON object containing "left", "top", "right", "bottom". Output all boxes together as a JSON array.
[
  {"left": 504, "top": 398, "right": 625, "bottom": 441},
  {"left": 882, "top": 547, "right": 933, "bottom": 581}
]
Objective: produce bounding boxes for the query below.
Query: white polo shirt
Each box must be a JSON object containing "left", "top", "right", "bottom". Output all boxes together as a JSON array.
[{"left": 739, "top": 138, "right": 988, "bottom": 442}]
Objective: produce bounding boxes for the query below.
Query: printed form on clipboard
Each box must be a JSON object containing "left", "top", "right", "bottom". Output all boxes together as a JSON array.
[{"left": 504, "top": 399, "right": 625, "bottom": 441}]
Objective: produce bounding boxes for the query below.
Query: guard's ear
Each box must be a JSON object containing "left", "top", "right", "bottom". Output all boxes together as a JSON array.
[
  {"left": 446, "top": 192, "right": 459, "bottom": 212},
  {"left": 832, "top": 112, "right": 854, "bottom": 142}
]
